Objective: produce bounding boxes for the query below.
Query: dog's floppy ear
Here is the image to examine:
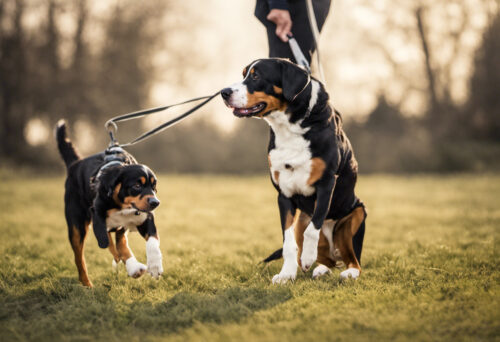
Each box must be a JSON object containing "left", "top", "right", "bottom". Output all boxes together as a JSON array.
[
  {"left": 97, "top": 165, "right": 123, "bottom": 199},
  {"left": 280, "top": 60, "right": 310, "bottom": 102},
  {"left": 91, "top": 198, "right": 109, "bottom": 248}
]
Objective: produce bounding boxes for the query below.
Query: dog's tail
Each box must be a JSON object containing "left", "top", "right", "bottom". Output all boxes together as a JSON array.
[
  {"left": 55, "top": 120, "right": 81, "bottom": 168},
  {"left": 261, "top": 248, "right": 283, "bottom": 263}
]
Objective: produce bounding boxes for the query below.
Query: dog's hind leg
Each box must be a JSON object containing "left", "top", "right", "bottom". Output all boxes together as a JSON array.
[
  {"left": 68, "top": 222, "right": 92, "bottom": 287},
  {"left": 115, "top": 229, "right": 146, "bottom": 278},
  {"left": 107, "top": 232, "right": 121, "bottom": 270},
  {"left": 334, "top": 206, "right": 365, "bottom": 280}
]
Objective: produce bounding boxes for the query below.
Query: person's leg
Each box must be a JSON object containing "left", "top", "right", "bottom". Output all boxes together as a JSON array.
[
  {"left": 289, "top": 0, "right": 331, "bottom": 63},
  {"left": 256, "top": 0, "right": 331, "bottom": 63}
]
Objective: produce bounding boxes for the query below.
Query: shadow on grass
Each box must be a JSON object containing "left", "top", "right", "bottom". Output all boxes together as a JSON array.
[
  {"left": 0, "top": 281, "right": 292, "bottom": 338},
  {"left": 131, "top": 287, "right": 292, "bottom": 333}
]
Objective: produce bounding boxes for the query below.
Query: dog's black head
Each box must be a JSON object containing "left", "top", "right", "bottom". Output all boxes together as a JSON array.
[
  {"left": 221, "top": 58, "right": 328, "bottom": 120},
  {"left": 91, "top": 164, "right": 159, "bottom": 249},
  {"left": 98, "top": 164, "right": 159, "bottom": 212}
]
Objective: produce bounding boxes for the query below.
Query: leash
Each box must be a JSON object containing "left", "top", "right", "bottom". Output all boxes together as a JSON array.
[
  {"left": 286, "top": 0, "right": 326, "bottom": 84},
  {"left": 104, "top": 91, "right": 220, "bottom": 147}
]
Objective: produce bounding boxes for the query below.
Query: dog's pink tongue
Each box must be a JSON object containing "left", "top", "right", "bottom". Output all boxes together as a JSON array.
[{"left": 238, "top": 108, "right": 250, "bottom": 114}]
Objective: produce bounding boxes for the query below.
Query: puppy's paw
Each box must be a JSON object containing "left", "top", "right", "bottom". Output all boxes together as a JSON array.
[
  {"left": 272, "top": 261, "right": 297, "bottom": 284},
  {"left": 312, "top": 264, "right": 331, "bottom": 279},
  {"left": 272, "top": 271, "right": 296, "bottom": 284},
  {"left": 112, "top": 259, "right": 120, "bottom": 272},
  {"left": 300, "top": 224, "right": 320, "bottom": 271},
  {"left": 340, "top": 267, "right": 360, "bottom": 280},
  {"left": 125, "top": 257, "right": 147, "bottom": 278},
  {"left": 146, "top": 237, "right": 163, "bottom": 279}
]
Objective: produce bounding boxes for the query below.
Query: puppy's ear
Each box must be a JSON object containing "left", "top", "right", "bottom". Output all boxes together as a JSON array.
[
  {"left": 98, "top": 166, "right": 123, "bottom": 199},
  {"left": 91, "top": 199, "right": 109, "bottom": 248},
  {"left": 280, "top": 60, "right": 310, "bottom": 102}
]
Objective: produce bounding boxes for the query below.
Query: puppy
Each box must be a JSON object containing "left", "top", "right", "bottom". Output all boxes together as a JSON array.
[
  {"left": 56, "top": 120, "right": 163, "bottom": 287},
  {"left": 221, "top": 58, "right": 366, "bottom": 283}
]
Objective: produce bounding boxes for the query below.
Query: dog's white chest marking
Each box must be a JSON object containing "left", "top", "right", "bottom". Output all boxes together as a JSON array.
[
  {"left": 106, "top": 208, "right": 147, "bottom": 231},
  {"left": 265, "top": 111, "right": 315, "bottom": 198}
]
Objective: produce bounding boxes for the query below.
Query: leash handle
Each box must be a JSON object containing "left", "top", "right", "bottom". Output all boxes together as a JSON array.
[{"left": 287, "top": 33, "right": 311, "bottom": 74}]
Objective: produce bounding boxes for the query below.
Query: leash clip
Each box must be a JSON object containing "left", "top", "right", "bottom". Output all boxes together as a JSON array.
[{"left": 104, "top": 120, "right": 119, "bottom": 147}]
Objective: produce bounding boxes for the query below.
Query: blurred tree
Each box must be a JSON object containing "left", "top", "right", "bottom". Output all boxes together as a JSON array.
[
  {"left": 359, "top": 0, "right": 496, "bottom": 134},
  {"left": 469, "top": 10, "right": 500, "bottom": 141},
  {"left": 0, "top": 0, "right": 167, "bottom": 164},
  {"left": 0, "top": 0, "right": 29, "bottom": 159}
]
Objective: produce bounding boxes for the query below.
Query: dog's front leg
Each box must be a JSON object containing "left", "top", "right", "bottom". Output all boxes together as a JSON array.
[
  {"left": 138, "top": 214, "right": 163, "bottom": 279},
  {"left": 272, "top": 194, "right": 298, "bottom": 284},
  {"left": 300, "top": 176, "right": 337, "bottom": 271}
]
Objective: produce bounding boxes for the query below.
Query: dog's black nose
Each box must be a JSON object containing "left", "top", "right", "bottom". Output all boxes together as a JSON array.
[
  {"left": 148, "top": 197, "right": 160, "bottom": 209},
  {"left": 221, "top": 88, "right": 233, "bottom": 100}
]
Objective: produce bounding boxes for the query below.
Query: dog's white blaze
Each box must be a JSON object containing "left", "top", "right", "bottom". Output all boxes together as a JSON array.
[
  {"left": 265, "top": 111, "right": 315, "bottom": 198},
  {"left": 243, "top": 60, "right": 261, "bottom": 80},
  {"left": 146, "top": 237, "right": 163, "bottom": 279},
  {"left": 308, "top": 80, "right": 320, "bottom": 113},
  {"left": 300, "top": 222, "right": 320, "bottom": 270},
  {"left": 228, "top": 60, "right": 261, "bottom": 109},
  {"left": 272, "top": 224, "right": 298, "bottom": 284},
  {"left": 106, "top": 208, "right": 148, "bottom": 231},
  {"left": 228, "top": 82, "right": 248, "bottom": 108}
]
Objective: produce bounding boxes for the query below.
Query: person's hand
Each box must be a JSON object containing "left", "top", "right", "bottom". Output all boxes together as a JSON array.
[{"left": 266, "top": 9, "right": 292, "bottom": 42}]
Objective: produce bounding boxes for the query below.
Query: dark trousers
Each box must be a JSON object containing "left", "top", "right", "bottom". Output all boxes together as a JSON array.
[{"left": 255, "top": 0, "right": 331, "bottom": 64}]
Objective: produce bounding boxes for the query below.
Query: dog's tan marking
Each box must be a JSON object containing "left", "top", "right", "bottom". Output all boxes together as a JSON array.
[
  {"left": 250, "top": 68, "right": 255, "bottom": 74},
  {"left": 246, "top": 91, "right": 286, "bottom": 116},
  {"left": 274, "top": 170, "right": 280, "bottom": 184},
  {"left": 112, "top": 183, "right": 122, "bottom": 206},
  {"left": 140, "top": 177, "right": 146, "bottom": 185},
  {"left": 242, "top": 66, "right": 248, "bottom": 77},
  {"left": 115, "top": 229, "right": 133, "bottom": 262},
  {"left": 307, "top": 158, "right": 326, "bottom": 185},
  {"left": 333, "top": 207, "right": 365, "bottom": 273},
  {"left": 273, "top": 86, "right": 283, "bottom": 94},
  {"left": 123, "top": 194, "right": 154, "bottom": 211},
  {"left": 107, "top": 231, "right": 120, "bottom": 262},
  {"left": 150, "top": 177, "right": 155, "bottom": 185},
  {"left": 70, "top": 224, "right": 92, "bottom": 287}
]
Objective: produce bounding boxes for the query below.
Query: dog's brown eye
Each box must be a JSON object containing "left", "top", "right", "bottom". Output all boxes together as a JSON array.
[{"left": 252, "top": 73, "right": 260, "bottom": 81}]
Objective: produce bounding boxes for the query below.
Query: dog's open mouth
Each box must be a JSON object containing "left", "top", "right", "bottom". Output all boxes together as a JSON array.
[{"left": 231, "top": 102, "right": 267, "bottom": 117}]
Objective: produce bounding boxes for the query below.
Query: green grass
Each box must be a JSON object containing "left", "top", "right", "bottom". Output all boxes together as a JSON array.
[{"left": 0, "top": 173, "right": 499, "bottom": 341}]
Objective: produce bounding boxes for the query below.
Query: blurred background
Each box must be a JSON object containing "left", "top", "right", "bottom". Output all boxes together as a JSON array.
[{"left": 1, "top": 0, "right": 499, "bottom": 174}]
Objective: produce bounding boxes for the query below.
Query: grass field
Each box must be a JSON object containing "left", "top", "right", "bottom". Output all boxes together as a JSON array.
[{"left": 0, "top": 172, "right": 499, "bottom": 341}]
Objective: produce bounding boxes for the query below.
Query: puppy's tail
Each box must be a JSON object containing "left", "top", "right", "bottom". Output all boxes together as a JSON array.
[
  {"left": 261, "top": 248, "right": 283, "bottom": 263},
  {"left": 55, "top": 120, "right": 81, "bottom": 168}
]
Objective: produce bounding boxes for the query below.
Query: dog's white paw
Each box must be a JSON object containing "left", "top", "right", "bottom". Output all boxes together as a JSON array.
[
  {"left": 112, "top": 259, "right": 120, "bottom": 272},
  {"left": 272, "top": 268, "right": 297, "bottom": 285},
  {"left": 125, "top": 257, "right": 147, "bottom": 278},
  {"left": 340, "top": 267, "right": 360, "bottom": 280},
  {"left": 300, "top": 223, "right": 320, "bottom": 271},
  {"left": 146, "top": 238, "right": 163, "bottom": 279},
  {"left": 312, "top": 264, "right": 331, "bottom": 279},
  {"left": 272, "top": 259, "right": 298, "bottom": 284}
]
